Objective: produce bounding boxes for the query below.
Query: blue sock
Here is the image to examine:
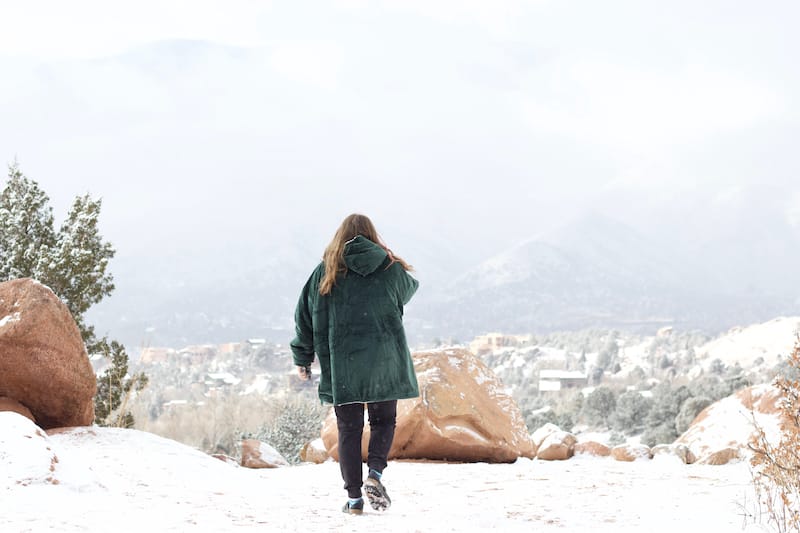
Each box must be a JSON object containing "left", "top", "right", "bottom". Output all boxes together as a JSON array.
[
  {"left": 369, "top": 468, "right": 382, "bottom": 480},
  {"left": 349, "top": 497, "right": 363, "bottom": 506}
]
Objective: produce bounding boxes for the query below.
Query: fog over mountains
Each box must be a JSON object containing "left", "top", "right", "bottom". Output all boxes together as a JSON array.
[
  {"left": 3, "top": 3, "right": 799, "bottom": 351},
  {"left": 88, "top": 203, "right": 800, "bottom": 350}
]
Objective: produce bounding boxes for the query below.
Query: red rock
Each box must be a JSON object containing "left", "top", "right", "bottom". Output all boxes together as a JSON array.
[
  {"left": 211, "top": 454, "right": 239, "bottom": 466},
  {"left": 1, "top": 412, "right": 60, "bottom": 486},
  {"left": 299, "top": 438, "right": 329, "bottom": 464},
  {"left": 0, "top": 279, "right": 95, "bottom": 429},
  {"left": 698, "top": 447, "right": 741, "bottom": 465},
  {"left": 675, "top": 384, "right": 785, "bottom": 463},
  {"left": 322, "top": 348, "right": 536, "bottom": 463},
  {"left": 651, "top": 443, "right": 694, "bottom": 464},
  {"left": 574, "top": 441, "right": 611, "bottom": 457},
  {"left": 240, "top": 439, "right": 288, "bottom": 468},
  {"left": 0, "top": 397, "right": 35, "bottom": 422},
  {"left": 536, "top": 431, "right": 576, "bottom": 461},
  {"left": 531, "top": 423, "right": 561, "bottom": 450},
  {"left": 611, "top": 444, "right": 651, "bottom": 462}
]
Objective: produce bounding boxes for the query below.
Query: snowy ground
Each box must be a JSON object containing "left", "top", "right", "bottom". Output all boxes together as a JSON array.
[{"left": 2, "top": 414, "right": 764, "bottom": 533}]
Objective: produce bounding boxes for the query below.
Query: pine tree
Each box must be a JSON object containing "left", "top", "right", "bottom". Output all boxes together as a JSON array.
[
  {"left": 0, "top": 161, "right": 56, "bottom": 279},
  {"left": 0, "top": 161, "right": 146, "bottom": 426},
  {"left": 44, "top": 194, "right": 115, "bottom": 352}
]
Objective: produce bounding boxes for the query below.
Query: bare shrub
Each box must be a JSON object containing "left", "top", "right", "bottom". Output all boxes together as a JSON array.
[{"left": 747, "top": 335, "right": 800, "bottom": 532}]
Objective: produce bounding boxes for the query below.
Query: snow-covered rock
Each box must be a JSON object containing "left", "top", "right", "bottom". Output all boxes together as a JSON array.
[
  {"left": 675, "top": 384, "right": 783, "bottom": 463},
  {"left": 531, "top": 422, "right": 561, "bottom": 449},
  {"left": 300, "top": 438, "right": 329, "bottom": 464},
  {"left": 241, "top": 439, "right": 289, "bottom": 468},
  {"left": 536, "top": 430, "right": 576, "bottom": 461},
  {"left": 651, "top": 444, "right": 694, "bottom": 465},
  {"left": 574, "top": 441, "right": 611, "bottom": 458},
  {"left": 611, "top": 444, "right": 651, "bottom": 462},
  {"left": 0, "top": 412, "right": 59, "bottom": 488}
]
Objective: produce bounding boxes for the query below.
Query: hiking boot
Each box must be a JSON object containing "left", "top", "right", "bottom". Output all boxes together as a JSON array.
[
  {"left": 364, "top": 476, "right": 392, "bottom": 511},
  {"left": 342, "top": 498, "right": 364, "bottom": 515}
]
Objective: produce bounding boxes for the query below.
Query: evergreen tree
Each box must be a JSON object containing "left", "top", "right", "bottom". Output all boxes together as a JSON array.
[
  {"left": 611, "top": 390, "right": 653, "bottom": 433},
  {"left": 0, "top": 162, "right": 56, "bottom": 279},
  {"left": 581, "top": 386, "right": 617, "bottom": 427},
  {"left": 674, "top": 396, "right": 711, "bottom": 434},
  {"left": 94, "top": 341, "right": 149, "bottom": 427},
  {"left": 0, "top": 162, "right": 145, "bottom": 426}
]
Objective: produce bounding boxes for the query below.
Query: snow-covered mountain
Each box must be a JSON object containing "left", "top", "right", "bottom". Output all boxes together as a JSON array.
[{"left": 88, "top": 210, "right": 800, "bottom": 350}]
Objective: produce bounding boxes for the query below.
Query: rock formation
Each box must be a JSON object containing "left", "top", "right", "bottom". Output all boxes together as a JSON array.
[
  {"left": 240, "top": 439, "right": 288, "bottom": 468},
  {"left": 675, "top": 384, "right": 784, "bottom": 464},
  {"left": 0, "top": 278, "right": 96, "bottom": 429},
  {"left": 322, "top": 348, "right": 536, "bottom": 462}
]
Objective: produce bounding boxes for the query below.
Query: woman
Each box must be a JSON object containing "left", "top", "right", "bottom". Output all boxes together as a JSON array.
[{"left": 291, "top": 214, "right": 419, "bottom": 515}]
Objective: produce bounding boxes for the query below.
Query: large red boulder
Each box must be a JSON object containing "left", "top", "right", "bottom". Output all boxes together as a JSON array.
[
  {"left": 675, "top": 384, "right": 784, "bottom": 463},
  {"left": 0, "top": 278, "right": 96, "bottom": 429},
  {"left": 322, "top": 348, "right": 536, "bottom": 462}
]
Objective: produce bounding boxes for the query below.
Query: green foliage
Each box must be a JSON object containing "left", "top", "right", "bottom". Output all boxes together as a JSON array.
[
  {"left": 611, "top": 391, "right": 653, "bottom": 433},
  {"left": 642, "top": 422, "right": 677, "bottom": 447},
  {"left": 582, "top": 386, "right": 617, "bottom": 427},
  {"left": 252, "top": 395, "right": 328, "bottom": 464},
  {"left": 94, "top": 341, "right": 149, "bottom": 427},
  {"left": 675, "top": 396, "right": 711, "bottom": 434},
  {"left": 0, "top": 162, "right": 145, "bottom": 426}
]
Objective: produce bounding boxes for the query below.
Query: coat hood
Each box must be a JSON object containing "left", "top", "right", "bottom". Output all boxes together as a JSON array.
[{"left": 344, "top": 235, "right": 388, "bottom": 276}]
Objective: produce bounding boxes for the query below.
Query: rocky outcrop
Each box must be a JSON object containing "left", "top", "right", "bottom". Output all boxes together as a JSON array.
[
  {"left": 0, "top": 397, "right": 35, "bottom": 422},
  {"left": 240, "top": 439, "right": 288, "bottom": 469},
  {"left": 299, "top": 438, "right": 329, "bottom": 464},
  {"left": 531, "top": 424, "right": 576, "bottom": 461},
  {"left": 536, "top": 430, "right": 576, "bottom": 461},
  {"left": 0, "top": 279, "right": 95, "bottom": 429},
  {"left": 211, "top": 454, "right": 239, "bottom": 467},
  {"left": 322, "top": 348, "right": 536, "bottom": 462},
  {"left": 697, "top": 447, "right": 741, "bottom": 465},
  {"left": 675, "top": 384, "right": 784, "bottom": 464},
  {"left": 574, "top": 441, "right": 611, "bottom": 458},
  {"left": 531, "top": 423, "right": 560, "bottom": 450},
  {"left": 611, "top": 444, "right": 651, "bottom": 462},
  {"left": 651, "top": 444, "right": 695, "bottom": 464}
]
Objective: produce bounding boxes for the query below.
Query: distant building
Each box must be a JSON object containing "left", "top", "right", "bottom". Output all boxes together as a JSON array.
[
  {"left": 247, "top": 338, "right": 267, "bottom": 347},
  {"left": 469, "top": 333, "right": 533, "bottom": 356},
  {"left": 538, "top": 370, "right": 588, "bottom": 392}
]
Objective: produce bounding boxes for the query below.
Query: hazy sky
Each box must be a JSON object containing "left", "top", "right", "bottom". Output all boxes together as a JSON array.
[{"left": 1, "top": 1, "right": 798, "bottom": 275}]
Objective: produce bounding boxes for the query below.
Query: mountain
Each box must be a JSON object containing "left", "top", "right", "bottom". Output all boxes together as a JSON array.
[
  {"left": 413, "top": 212, "right": 800, "bottom": 340},
  {"left": 87, "top": 209, "right": 800, "bottom": 351}
]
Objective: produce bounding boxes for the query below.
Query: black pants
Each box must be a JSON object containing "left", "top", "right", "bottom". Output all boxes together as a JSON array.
[{"left": 334, "top": 400, "right": 397, "bottom": 499}]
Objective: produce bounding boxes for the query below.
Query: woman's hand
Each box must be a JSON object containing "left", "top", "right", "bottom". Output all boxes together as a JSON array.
[{"left": 297, "top": 365, "right": 311, "bottom": 381}]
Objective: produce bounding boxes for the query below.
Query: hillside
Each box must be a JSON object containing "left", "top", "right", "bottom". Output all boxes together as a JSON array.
[{"left": 1, "top": 412, "right": 758, "bottom": 532}]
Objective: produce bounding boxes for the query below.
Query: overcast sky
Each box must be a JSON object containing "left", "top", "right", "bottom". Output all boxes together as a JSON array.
[{"left": 1, "top": 1, "right": 798, "bottom": 276}]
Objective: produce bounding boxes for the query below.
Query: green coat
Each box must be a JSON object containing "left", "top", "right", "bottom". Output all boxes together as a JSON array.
[{"left": 291, "top": 236, "right": 420, "bottom": 405}]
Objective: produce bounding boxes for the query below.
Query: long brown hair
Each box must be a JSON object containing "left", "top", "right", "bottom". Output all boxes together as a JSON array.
[{"left": 319, "top": 214, "right": 412, "bottom": 295}]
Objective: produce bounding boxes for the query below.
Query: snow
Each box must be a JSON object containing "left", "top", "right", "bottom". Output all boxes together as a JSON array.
[
  {"left": 677, "top": 384, "right": 784, "bottom": 461},
  {"left": 1, "top": 411, "right": 762, "bottom": 532},
  {"left": 0, "top": 311, "right": 21, "bottom": 327},
  {"left": 696, "top": 316, "right": 800, "bottom": 369}
]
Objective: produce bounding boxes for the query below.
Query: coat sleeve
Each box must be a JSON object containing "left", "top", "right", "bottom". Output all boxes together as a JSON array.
[
  {"left": 290, "top": 268, "right": 318, "bottom": 367},
  {"left": 396, "top": 268, "right": 419, "bottom": 306}
]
